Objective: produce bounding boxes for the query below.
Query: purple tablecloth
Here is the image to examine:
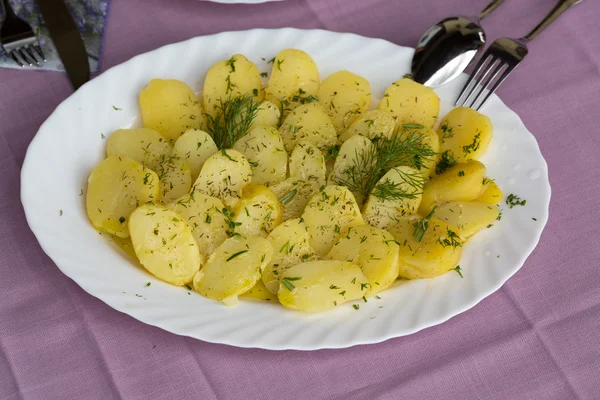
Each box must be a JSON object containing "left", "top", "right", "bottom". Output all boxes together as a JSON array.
[{"left": 1, "top": 0, "right": 599, "bottom": 398}]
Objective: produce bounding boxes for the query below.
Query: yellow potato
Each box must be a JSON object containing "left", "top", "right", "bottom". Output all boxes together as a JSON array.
[
  {"left": 202, "top": 54, "right": 262, "bottom": 118},
  {"left": 279, "top": 103, "right": 337, "bottom": 152},
  {"left": 261, "top": 218, "right": 317, "bottom": 294},
  {"left": 86, "top": 155, "right": 160, "bottom": 238},
  {"left": 327, "top": 225, "right": 400, "bottom": 296},
  {"left": 250, "top": 100, "right": 281, "bottom": 130},
  {"left": 419, "top": 160, "right": 486, "bottom": 214},
  {"left": 155, "top": 155, "right": 192, "bottom": 204},
  {"left": 192, "top": 235, "right": 273, "bottom": 303},
  {"left": 302, "top": 185, "right": 365, "bottom": 257},
  {"left": 173, "top": 129, "right": 218, "bottom": 181},
  {"left": 339, "top": 109, "right": 397, "bottom": 142},
  {"left": 129, "top": 204, "right": 203, "bottom": 286},
  {"left": 437, "top": 107, "right": 493, "bottom": 163},
  {"left": 109, "top": 235, "right": 138, "bottom": 261},
  {"left": 289, "top": 141, "right": 326, "bottom": 185},
  {"left": 476, "top": 179, "right": 503, "bottom": 205},
  {"left": 435, "top": 201, "right": 500, "bottom": 239},
  {"left": 318, "top": 70, "right": 371, "bottom": 133},
  {"left": 232, "top": 125, "right": 287, "bottom": 187},
  {"left": 362, "top": 166, "right": 424, "bottom": 229},
  {"left": 378, "top": 78, "right": 440, "bottom": 129},
  {"left": 387, "top": 216, "right": 462, "bottom": 279},
  {"left": 265, "top": 49, "right": 319, "bottom": 109},
  {"left": 241, "top": 280, "right": 278, "bottom": 302},
  {"left": 140, "top": 79, "right": 205, "bottom": 144},
  {"left": 232, "top": 184, "right": 282, "bottom": 238},
  {"left": 168, "top": 190, "right": 229, "bottom": 258},
  {"left": 277, "top": 260, "right": 369, "bottom": 312},
  {"left": 327, "top": 135, "right": 373, "bottom": 204},
  {"left": 270, "top": 178, "right": 321, "bottom": 220},
  {"left": 193, "top": 149, "right": 252, "bottom": 208},
  {"left": 106, "top": 128, "right": 171, "bottom": 171}
]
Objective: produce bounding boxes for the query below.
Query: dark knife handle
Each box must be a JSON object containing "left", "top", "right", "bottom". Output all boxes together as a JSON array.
[{"left": 36, "top": 0, "right": 90, "bottom": 90}]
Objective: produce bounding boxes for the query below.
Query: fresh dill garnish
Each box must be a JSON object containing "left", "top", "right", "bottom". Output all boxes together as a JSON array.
[
  {"left": 205, "top": 95, "right": 262, "bottom": 149},
  {"left": 506, "top": 193, "right": 526, "bottom": 208},
  {"left": 413, "top": 206, "right": 437, "bottom": 242},
  {"left": 402, "top": 123, "right": 424, "bottom": 130},
  {"left": 440, "top": 123, "right": 454, "bottom": 142},
  {"left": 323, "top": 144, "right": 341, "bottom": 161},
  {"left": 332, "top": 130, "right": 434, "bottom": 203},
  {"left": 436, "top": 150, "right": 457, "bottom": 175},
  {"left": 226, "top": 250, "right": 248, "bottom": 262},
  {"left": 462, "top": 133, "right": 481, "bottom": 155},
  {"left": 225, "top": 56, "right": 236, "bottom": 72},
  {"left": 371, "top": 168, "right": 426, "bottom": 201},
  {"left": 279, "top": 189, "right": 297, "bottom": 205},
  {"left": 450, "top": 265, "right": 463, "bottom": 278},
  {"left": 438, "top": 228, "right": 462, "bottom": 249},
  {"left": 281, "top": 277, "right": 301, "bottom": 291}
]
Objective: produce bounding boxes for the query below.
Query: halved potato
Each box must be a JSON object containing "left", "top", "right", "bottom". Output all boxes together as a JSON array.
[
  {"left": 232, "top": 184, "right": 282, "bottom": 238},
  {"left": 140, "top": 79, "right": 205, "bottom": 144},
  {"left": 241, "top": 280, "right": 278, "bottom": 302},
  {"left": 232, "top": 125, "right": 287, "bottom": 186},
  {"left": 173, "top": 129, "right": 218, "bottom": 181},
  {"left": 270, "top": 178, "right": 321, "bottom": 221},
  {"left": 192, "top": 235, "right": 273, "bottom": 304},
  {"left": 362, "top": 166, "right": 423, "bottom": 229},
  {"left": 327, "top": 135, "right": 373, "bottom": 204},
  {"left": 339, "top": 109, "right": 397, "bottom": 142},
  {"left": 168, "top": 190, "right": 229, "bottom": 258},
  {"left": 250, "top": 100, "right": 281, "bottom": 130},
  {"left": 387, "top": 216, "right": 462, "bottom": 279},
  {"left": 327, "top": 225, "right": 400, "bottom": 296},
  {"left": 437, "top": 107, "right": 493, "bottom": 163},
  {"left": 419, "top": 160, "right": 486, "bottom": 214},
  {"left": 106, "top": 128, "right": 171, "bottom": 171},
  {"left": 261, "top": 218, "right": 317, "bottom": 294},
  {"left": 277, "top": 260, "right": 369, "bottom": 312},
  {"left": 86, "top": 155, "right": 160, "bottom": 238},
  {"left": 318, "top": 70, "right": 371, "bottom": 133},
  {"left": 193, "top": 149, "right": 252, "bottom": 208},
  {"left": 302, "top": 185, "right": 365, "bottom": 257},
  {"left": 476, "top": 179, "right": 503, "bottom": 205},
  {"left": 279, "top": 103, "right": 337, "bottom": 152},
  {"left": 155, "top": 155, "right": 192, "bottom": 204},
  {"left": 378, "top": 78, "right": 440, "bottom": 129},
  {"left": 434, "top": 201, "right": 500, "bottom": 239},
  {"left": 289, "top": 141, "right": 326, "bottom": 185},
  {"left": 265, "top": 49, "right": 319, "bottom": 109},
  {"left": 203, "top": 54, "right": 263, "bottom": 118},
  {"left": 129, "top": 204, "right": 203, "bottom": 286}
]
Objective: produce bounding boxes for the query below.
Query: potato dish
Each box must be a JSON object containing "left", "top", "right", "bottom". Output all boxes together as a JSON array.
[{"left": 86, "top": 49, "right": 502, "bottom": 312}]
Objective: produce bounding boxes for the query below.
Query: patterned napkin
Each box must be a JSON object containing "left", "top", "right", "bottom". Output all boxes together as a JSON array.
[{"left": 0, "top": 0, "right": 110, "bottom": 73}]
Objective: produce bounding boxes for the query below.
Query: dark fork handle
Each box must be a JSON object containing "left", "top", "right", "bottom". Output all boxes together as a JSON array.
[
  {"left": 523, "top": 0, "right": 583, "bottom": 42},
  {"left": 1, "top": 0, "right": 17, "bottom": 17}
]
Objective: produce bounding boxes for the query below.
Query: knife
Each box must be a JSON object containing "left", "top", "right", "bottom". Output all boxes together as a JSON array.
[{"left": 36, "top": 0, "right": 90, "bottom": 90}]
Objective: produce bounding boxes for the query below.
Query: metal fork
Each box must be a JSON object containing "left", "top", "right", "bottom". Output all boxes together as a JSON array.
[
  {"left": 0, "top": 0, "right": 45, "bottom": 67},
  {"left": 456, "top": 0, "right": 583, "bottom": 110}
]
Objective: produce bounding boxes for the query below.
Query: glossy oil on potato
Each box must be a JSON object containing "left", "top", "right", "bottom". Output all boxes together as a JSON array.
[
  {"left": 378, "top": 78, "right": 440, "bottom": 129},
  {"left": 438, "top": 107, "right": 493, "bottom": 163},
  {"left": 265, "top": 49, "right": 319, "bottom": 108},
  {"left": 86, "top": 155, "right": 160, "bottom": 238},
  {"left": 476, "top": 180, "right": 503, "bottom": 205},
  {"left": 232, "top": 184, "right": 282, "bottom": 238},
  {"left": 435, "top": 201, "right": 500, "bottom": 239},
  {"left": 173, "top": 129, "right": 218, "bottom": 181},
  {"left": 250, "top": 100, "right": 281, "bottom": 130},
  {"left": 106, "top": 128, "right": 171, "bottom": 171},
  {"left": 279, "top": 103, "right": 337, "bottom": 152},
  {"left": 129, "top": 204, "right": 203, "bottom": 286}
]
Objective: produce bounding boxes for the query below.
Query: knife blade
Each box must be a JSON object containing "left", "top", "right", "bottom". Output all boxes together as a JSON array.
[{"left": 36, "top": 0, "right": 90, "bottom": 90}]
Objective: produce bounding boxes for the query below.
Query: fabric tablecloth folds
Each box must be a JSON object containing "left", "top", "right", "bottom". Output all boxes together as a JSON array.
[{"left": 0, "top": 0, "right": 599, "bottom": 399}]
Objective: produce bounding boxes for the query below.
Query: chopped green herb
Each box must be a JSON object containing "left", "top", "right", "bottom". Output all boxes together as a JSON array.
[
  {"left": 413, "top": 206, "right": 437, "bottom": 242},
  {"left": 119, "top": 216, "right": 126, "bottom": 224},
  {"left": 353, "top": 304, "right": 360, "bottom": 310},
  {"left": 279, "top": 189, "right": 297, "bottom": 205},
  {"left": 112, "top": 105, "right": 122, "bottom": 111},
  {"left": 145, "top": 282, "right": 151, "bottom": 287},
  {"left": 450, "top": 265, "right": 463, "bottom": 278},
  {"left": 506, "top": 194, "right": 526, "bottom": 208},
  {"left": 226, "top": 250, "right": 248, "bottom": 262},
  {"left": 436, "top": 150, "right": 457, "bottom": 175}
]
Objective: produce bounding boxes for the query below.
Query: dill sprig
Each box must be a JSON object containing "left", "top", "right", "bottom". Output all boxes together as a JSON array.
[
  {"left": 413, "top": 206, "right": 437, "bottom": 242},
  {"left": 371, "top": 168, "right": 425, "bottom": 201},
  {"left": 205, "top": 95, "right": 262, "bottom": 149},
  {"left": 332, "top": 130, "right": 435, "bottom": 202}
]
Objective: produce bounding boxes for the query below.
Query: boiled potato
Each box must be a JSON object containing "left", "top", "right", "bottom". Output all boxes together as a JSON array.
[
  {"left": 250, "top": 100, "right": 281, "bottom": 130},
  {"left": 318, "top": 70, "right": 371, "bottom": 133},
  {"left": 387, "top": 216, "right": 462, "bottom": 279},
  {"left": 261, "top": 218, "right": 317, "bottom": 294},
  {"left": 168, "top": 190, "right": 229, "bottom": 258},
  {"left": 435, "top": 201, "right": 500, "bottom": 239},
  {"left": 155, "top": 155, "right": 192, "bottom": 204},
  {"left": 173, "top": 129, "right": 218, "bottom": 181},
  {"left": 232, "top": 184, "right": 282, "bottom": 238},
  {"left": 270, "top": 178, "right": 321, "bottom": 220},
  {"left": 110, "top": 235, "right": 138, "bottom": 261},
  {"left": 277, "top": 260, "right": 369, "bottom": 312},
  {"left": 106, "top": 128, "right": 171, "bottom": 171},
  {"left": 378, "top": 78, "right": 440, "bottom": 129},
  {"left": 419, "top": 160, "right": 486, "bottom": 214},
  {"left": 140, "top": 79, "right": 205, "bottom": 144},
  {"left": 193, "top": 149, "right": 252, "bottom": 208},
  {"left": 302, "top": 185, "right": 364, "bottom": 257},
  {"left": 192, "top": 235, "right": 273, "bottom": 304},
  {"left": 289, "top": 141, "right": 326, "bottom": 185},
  {"left": 363, "top": 166, "right": 424, "bottom": 229},
  {"left": 279, "top": 103, "right": 337, "bottom": 152},
  {"left": 327, "top": 135, "right": 373, "bottom": 204},
  {"left": 232, "top": 125, "right": 287, "bottom": 186},
  {"left": 476, "top": 179, "right": 503, "bottom": 205},
  {"left": 202, "top": 54, "right": 262, "bottom": 118},
  {"left": 86, "top": 155, "right": 160, "bottom": 238},
  {"left": 265, "top": 49, "right": 319, "bottom": 109},
  {"left": 339, "top": 109, "right": 397, "bottom": 142},
  {"left": 438, "top": 107, "right": 493, "bottom": 163},
  {"left": 129, "top": 204, "right": 203, "bottom": 286},
  {"left": 327, "top": 225, "right": 400, "bottom": 296},
  {"left": 241, "top": 280, "right": 278, "bottom": 302}
]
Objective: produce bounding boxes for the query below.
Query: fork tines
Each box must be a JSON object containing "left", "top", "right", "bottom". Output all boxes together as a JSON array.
[{"left": 7, "top": 43, "right": 46, "bottom": 67}]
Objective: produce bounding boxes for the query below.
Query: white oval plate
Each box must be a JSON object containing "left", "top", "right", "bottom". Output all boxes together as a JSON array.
[{"left": 21, "top": 29, "right": 550, "bottom": 350}]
